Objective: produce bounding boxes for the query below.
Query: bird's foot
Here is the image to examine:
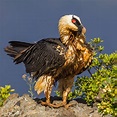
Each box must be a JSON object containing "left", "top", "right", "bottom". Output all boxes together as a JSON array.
[
  {"left": 64, "top": 103, "right": 76, "bottom": 109},
  {"left": 41, "top": 101, "right": 60, "bottom": 108},
  {"left": 53, "top": 102, "right": 76, "bottom": 109},
  {"left": 41, "top": 101, "right": 76, "bottom": 108}
]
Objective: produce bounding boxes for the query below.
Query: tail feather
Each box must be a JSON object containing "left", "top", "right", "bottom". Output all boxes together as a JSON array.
[{"left": 4, "top": 41, "right": 33, "bottom": 63}]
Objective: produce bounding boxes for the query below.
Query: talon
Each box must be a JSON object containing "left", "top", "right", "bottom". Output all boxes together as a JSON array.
[
  {"left": 64, "top": 103, "right": 76, "bottom": 109},
  {"left": 41, "top": 101, "right": 62, "bottom": 108},
  {"left": 41, "top": 101, "right": 65, "bottom": 108},
  {"left": 41, "top": 100, "right": 76, "bottom": 108},
  {"left": 51, "top": 102, "right": 76, "bottom": 108},
  {"left": 53, "top": 102, "right": 66, "bottom": 108},
  {"left": 51, "top": 102, "right": 67, "bottom": 108},
  {"left": 41, "top": 101, "right": 54, "bottom": 107},
  {"left": 41, "top": 101, "right": 48, "bottom": 106}
]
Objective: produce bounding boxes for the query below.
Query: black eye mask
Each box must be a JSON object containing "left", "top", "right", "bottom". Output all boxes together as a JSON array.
[
  {"left": 71, "top": 16, "right": 81, "bottom": 27},
  {"left": 71, "top": 16, "right": 83, "bottom": 35}
]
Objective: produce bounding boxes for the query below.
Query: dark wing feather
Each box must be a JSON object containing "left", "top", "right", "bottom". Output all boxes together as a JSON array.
[
  {"left": 15, "top": 38, "right": 66, "bottom": 77},
  {"left": 5, "top": 41, "right": 33, "bottom": 58}
]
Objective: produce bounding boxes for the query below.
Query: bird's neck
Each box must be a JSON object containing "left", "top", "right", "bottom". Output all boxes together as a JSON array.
[
  {"left": 59, "top": 29, "right": 86, "bottom": 46},
  {"left": 59, "top": 27, "right": 70, "bottom": 45}
]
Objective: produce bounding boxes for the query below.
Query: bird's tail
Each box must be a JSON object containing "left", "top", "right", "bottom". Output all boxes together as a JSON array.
[{"left": 4, "top": 41, "right": 33, "bottom": 64}]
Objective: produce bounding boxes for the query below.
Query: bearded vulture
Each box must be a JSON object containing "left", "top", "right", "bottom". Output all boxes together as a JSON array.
[{"left": 5, "top": 15, "right": 93, "bottom": 108}]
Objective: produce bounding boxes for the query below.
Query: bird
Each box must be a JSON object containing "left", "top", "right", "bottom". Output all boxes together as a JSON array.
[{"left": 5, "top": 14, "right": 93, "bottom": 108}]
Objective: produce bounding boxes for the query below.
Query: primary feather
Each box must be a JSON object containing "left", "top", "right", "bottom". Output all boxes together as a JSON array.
[{"left": 5, "top": 38, "right": 66, "bottom": 78}]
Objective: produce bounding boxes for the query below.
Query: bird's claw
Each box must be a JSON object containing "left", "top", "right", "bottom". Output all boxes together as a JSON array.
[
  {"left": 41, "top": 101, "right": 61, "bottom": 108},
  {"left": 53, "top": 102, "right": 76, "bottom": 109},
  {"left": 41, "top": 101, "right": 76, "bottom": 109}
]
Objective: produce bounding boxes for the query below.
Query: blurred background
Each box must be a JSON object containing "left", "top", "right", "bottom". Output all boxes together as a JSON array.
[{"left": 0, "top": 0, "right": 117, "bottom": 97}]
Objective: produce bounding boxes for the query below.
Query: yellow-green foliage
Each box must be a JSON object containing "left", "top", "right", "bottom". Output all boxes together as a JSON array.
[
  {"left": 66, "top": 38, "right": 117, "bottom": 116},
  {"left": 0, "top": 85, "right": 14, "bottom": 106}
]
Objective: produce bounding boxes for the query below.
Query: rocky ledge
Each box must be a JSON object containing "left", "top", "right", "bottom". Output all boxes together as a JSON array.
[{"left": 0, "top": 93, "right": 102, "bottom": 117}]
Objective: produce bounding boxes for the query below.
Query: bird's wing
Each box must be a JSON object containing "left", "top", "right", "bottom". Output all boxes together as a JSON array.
[{"left": 15, "top": 38, "right": 66, "bottom": 77}]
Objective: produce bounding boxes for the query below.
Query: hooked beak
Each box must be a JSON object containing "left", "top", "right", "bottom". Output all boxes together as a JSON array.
[{"left": 77, "top": 25, "right": 86, "bottom": 35}]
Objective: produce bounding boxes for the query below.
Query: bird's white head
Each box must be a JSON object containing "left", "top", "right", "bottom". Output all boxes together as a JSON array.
[
  {"left": 59, "top": 15, "right": 81, "bottom": 31},
  {"left": 58, "top": 14, "right": 86, "bottom": 44}
]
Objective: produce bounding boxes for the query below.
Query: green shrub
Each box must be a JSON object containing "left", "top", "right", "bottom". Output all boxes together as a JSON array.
[
  {"left": 0, "top": 85, "right": 14, "bottom": 106},
  {"left": 57, "top": 38, "right": 117, "bottom": 116}
]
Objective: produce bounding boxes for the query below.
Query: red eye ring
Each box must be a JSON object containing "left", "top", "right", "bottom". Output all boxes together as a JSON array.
[{"left": 72, "top": 19, "right": 76, "bottom": 23}]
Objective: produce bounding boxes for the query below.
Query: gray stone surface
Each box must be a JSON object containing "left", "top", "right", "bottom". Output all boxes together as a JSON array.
[{"left": 0, "top": 93, "right": 102, "bottom": 117}]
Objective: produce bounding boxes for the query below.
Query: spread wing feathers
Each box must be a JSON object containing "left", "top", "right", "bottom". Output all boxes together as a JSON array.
[
  {"left": 5, "top": 38, "right": 66, "bottom": 77},
  {"left": 5, "top": 41, "right": 33, "bottom": 58}
]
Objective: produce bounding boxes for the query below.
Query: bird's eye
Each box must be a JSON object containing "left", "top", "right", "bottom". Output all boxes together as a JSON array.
[
  {"left": 71, "top": 17, "right": 81, "bottom": 26},
  {"left": 71, "top": 19, "right": 76, "bottom": 24}
]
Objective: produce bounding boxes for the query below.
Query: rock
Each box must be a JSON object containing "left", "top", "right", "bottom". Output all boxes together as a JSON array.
[{"left": 0, "top": 93, "right": 102, "bottom": 117}]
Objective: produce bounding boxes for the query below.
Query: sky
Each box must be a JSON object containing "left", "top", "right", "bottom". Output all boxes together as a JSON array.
[{"left": 0, "top": 0, "right": 117, "bottom": 97}]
